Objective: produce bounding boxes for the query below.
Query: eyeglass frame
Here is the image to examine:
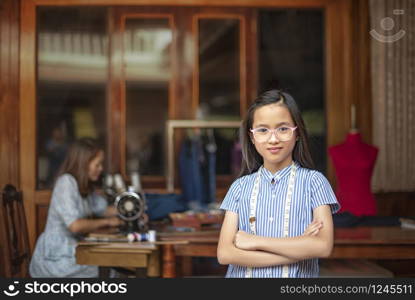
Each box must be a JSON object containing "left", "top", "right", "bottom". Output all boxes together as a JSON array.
[{"left": 250, "top": 126, "right": 298, "bottom": 142}]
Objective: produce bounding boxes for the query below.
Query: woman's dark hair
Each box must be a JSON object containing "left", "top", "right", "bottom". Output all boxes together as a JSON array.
[
  {"left": 57, "top": 137, "right": 103, "bottom": 197},
  {"left": 239, "top": 89, "right": 314, "bottom": 177}
]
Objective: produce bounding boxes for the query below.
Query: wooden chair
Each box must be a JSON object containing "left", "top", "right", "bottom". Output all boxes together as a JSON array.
[{"left": 0, "top": 184, "right": 31, "bottom": 277}]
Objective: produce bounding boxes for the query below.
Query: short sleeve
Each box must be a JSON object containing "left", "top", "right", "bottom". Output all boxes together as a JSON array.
[
  {"left": 50, "top": 174, "right": 85, "bottom": 227},
  {"left": 220, "top": 178, "right": 241, "bottom": 213},
  {"left": 89, "top": 192, "right": 108, "bottom": 217},
  {"left": 310, "top": 171, "right": 340, "bottom": 214}
]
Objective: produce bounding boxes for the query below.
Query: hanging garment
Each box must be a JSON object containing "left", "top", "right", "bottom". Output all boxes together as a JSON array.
[
  {"left": 179, "top": 131, "right": 217, "bottom": 210},
  {"left": 179, "top": 136, "right": 204, "bottom": 210},
  {"left": 145, "top": 193, "right": 187, "bottom": 220},
  {"left": 204, "top": 129, "right": 217, "bottom": 205}
]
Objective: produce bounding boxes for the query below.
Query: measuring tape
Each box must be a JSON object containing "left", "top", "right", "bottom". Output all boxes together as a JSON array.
[{"left": 245, "top": 162, "right": 297, "bottom": 278}]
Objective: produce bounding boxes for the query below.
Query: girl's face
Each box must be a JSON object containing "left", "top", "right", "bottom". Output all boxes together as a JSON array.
[
  {"left": 251, "top": 103, "right": 297, "bottom": 173},
  {"left": 88, "top": 150, "right": 104, "bottom": 182}
]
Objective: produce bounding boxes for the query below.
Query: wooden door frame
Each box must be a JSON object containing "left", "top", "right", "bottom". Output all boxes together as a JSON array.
[
  {"left": 110, "top": 7, "right": 178, "bottom": 179},
  {"left": 20, "top": 0, "right": 367, "bottom": 249},
  {"left": 191, "top": 10, "right": 247, "bottom": 118}
]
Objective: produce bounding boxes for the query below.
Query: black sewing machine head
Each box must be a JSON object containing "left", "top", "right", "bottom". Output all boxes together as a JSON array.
[{"left": 115, "top": 191, "right": 148, "bottom": 233}]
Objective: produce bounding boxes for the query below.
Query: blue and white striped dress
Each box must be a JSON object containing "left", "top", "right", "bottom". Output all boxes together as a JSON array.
[
  {"left": 220, "top": 162, "right": 340, "bottom": 278},
  {"left": 30, "top": 174, "right": 108, "bottom": 278}
]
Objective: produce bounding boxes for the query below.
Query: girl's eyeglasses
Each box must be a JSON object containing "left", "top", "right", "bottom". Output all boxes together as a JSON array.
[{"left": 250, "top": 126, "right": 297, "bottom": 143}]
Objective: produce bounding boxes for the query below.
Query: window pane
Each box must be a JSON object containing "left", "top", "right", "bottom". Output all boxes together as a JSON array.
[
  {"left": 124, "top": 18, "right": 172, "bottom": 175},
  {"left": 37, "top": 7, "right": 108, "bottom": 189},
  {"left": 198, "top": 19, "right": 240, "bottom": 119},
  {"left": 258, "top": 10, "right": 326, "bottom": 172}
]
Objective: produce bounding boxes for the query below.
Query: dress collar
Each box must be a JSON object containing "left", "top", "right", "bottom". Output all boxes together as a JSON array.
[{"left": 260, "top": 162, "right": 297, "bottom": 184}]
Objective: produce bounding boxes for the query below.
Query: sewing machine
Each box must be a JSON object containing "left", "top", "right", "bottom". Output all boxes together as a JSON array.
[
  {"left": 115, "top": 189, "right": 148, "bottom": 233},
  {"left": 104, "top": 173, "right": 149, "bottom": 234}
]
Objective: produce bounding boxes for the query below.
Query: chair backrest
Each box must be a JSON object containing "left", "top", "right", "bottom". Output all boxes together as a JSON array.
[{"left": 0, "top": 184, "right": 30, "bottom": 277}]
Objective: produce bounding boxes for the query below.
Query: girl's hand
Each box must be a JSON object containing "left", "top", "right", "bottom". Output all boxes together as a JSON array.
[
  {"left": 234, "top": 230, "right": 257, "bottom": 251},
  {"left": 303, "top": 220, "right": 323, "bottom": 236},
  {"left": 106, "top": 216, "right": 124, "bottom": 228}
]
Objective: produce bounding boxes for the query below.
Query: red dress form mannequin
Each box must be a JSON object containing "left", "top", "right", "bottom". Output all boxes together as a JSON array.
[{"left": 328, "top": 131, "right": 379, "bottom": 216}]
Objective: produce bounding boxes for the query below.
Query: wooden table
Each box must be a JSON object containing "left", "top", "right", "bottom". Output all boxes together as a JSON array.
[
  {"left": 158, "top": 231, "right": 220, "bottom": 277},
  {"left": 76, "top": 240, "right": 189, "bottom": 278},
  {"left": 158, "top": 226, "right": 415, "bottom": 277},
  {"left": 331, "top": 226, "right": 415, "bottom": 259},
  {"left": 76, "top": 242, "right": 160, "bottom": 277}
]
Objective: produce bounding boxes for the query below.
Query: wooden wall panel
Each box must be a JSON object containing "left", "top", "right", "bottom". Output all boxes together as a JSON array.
[
  {"left": 325, "top": 0, "right": 372, "bottom": 186},
  {"left": 325, "top": 0, "right": 353, "bottom": 183},
  {"left": 20, "top": 0, "right": 37, "bottom": 252},
  {"left": 0, "top": 0, "right": 20, "bottom": 278},
  {"left": 174, "top": 7, "right": 196, "bottom": 120},
  {"left": 107, "top": 7, "right": 123, "bottom": 174},
  {"left": 27, "top": 0, "right": 330, "bottom": 7},
  {"left": 0, "top": 0, "right": 20, "bottom": 190},
  {"left": 351, "top": 0, "right": 372, "bottom": 144}
]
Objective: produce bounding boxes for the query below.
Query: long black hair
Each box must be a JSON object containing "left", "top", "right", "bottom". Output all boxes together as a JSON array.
[{"left": 239, "top": 89, "right": 314, "bottom": 177}]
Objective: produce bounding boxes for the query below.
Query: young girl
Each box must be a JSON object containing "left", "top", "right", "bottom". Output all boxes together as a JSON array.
[
  {"left": 217, "top": 90, "right": 340, "bottom": 278},
  {"left": 30, "top": 138, "right": 123, "bottom": 277}
]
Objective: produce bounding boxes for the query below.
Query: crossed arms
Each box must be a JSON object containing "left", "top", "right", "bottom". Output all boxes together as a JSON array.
[{"left": 217, "top": 205, "right": 334, "bottom": 268}]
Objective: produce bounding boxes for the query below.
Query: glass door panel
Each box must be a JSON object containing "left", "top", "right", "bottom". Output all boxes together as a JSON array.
[
  {"left": 258, "top": 9, "right": 326, "bottom": 172},
  {"left": 124, "top": 18, "right": 173, "bottom": 176},
  {"left": 197, "top": 18, "right": 241, "bottom": 120},
  {"left": 36, "top": 7, "right": 108, "bottom": 189}
]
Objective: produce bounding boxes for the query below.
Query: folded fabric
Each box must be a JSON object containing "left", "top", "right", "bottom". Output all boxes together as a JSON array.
[{"left": 145, "top": 193, "right": 187, "bottom": 220}]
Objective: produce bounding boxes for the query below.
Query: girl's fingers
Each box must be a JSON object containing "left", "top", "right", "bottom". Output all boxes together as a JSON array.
[
  {"left": 304, "top": 222, "right": 323, "bottom": 235},
  {"left": 311, "top": 223, "right": 323, "bottom": 235},
  {"left": 312, "top": 221, "right": 323, "bottom": 229},
  {"left": 307, "top": 222, "right": 322, "bottom": 232},
  {"left": 308, "top": 220, "right": 322, "bottom": 229},
  {"left": 307, "top": 228, "right": 319, "bottom": 236},
  {"left": 307, "top": 220, "right": 318, "bottom": 228}
]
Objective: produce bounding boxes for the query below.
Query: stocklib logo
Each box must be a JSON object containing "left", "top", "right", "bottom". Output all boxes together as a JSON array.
[
  {"left": 370, "top": 9, "right": 406, "bottom": 43},
  {"left": 3, "top": 281, "right": 20, "bottom": 297}
]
